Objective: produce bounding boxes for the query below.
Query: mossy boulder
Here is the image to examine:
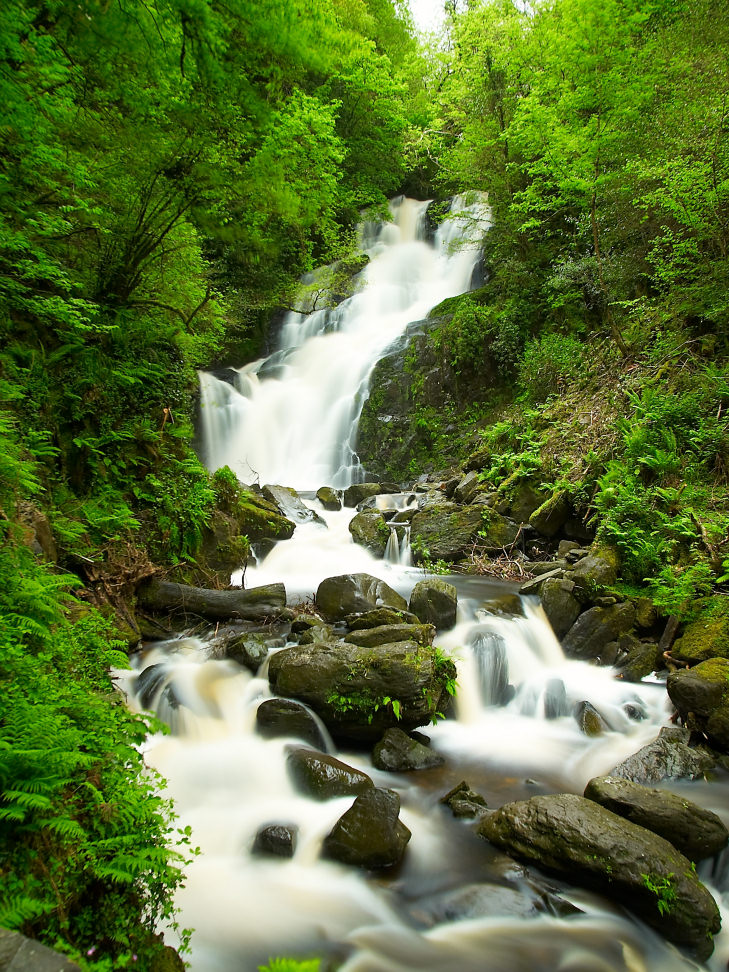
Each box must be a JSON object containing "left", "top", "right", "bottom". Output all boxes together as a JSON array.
[
  {"left": 672, "top": 616, "right": 729, "bottom": 664},
  {"left": 570, "top": 554, "right": 618, "bottom": 599},
  {"left": 479, "top": 793, "right": 721, "bottom": 959},
  {"left": 315, "top": 573, "right": 407, "bottom": 621},
  {"left": 262, "top": 484, "right": 325, "bottom": 526},
  {"left": 562, "top": 602, "right": 636, "bottom": 660},
  {"left": 409, "top": 578, "right": 458, "bottom": 631},
  {"left": 346, "top": 607, "right": 419, "bottom": 629},
  {"left": 343, "top": 482, "right": 383, "bottom": 507},
  {"left": 529, "top": 490, "right": 571, "bottom": 538},
  {"left": 497, "top": 473, "right": 545, "bottom": 523},
  {"left": 316, "top": 486, "right": 341, "bottom": 511},
  {"left": 410, "top": 503, "right": 491, "bottom": 562},
  {"left": 348, "top": 510, "right": 389, "bottom": 557},
  {"left": 235, "top": 489, "right": 296, "bottom": 544},
  {"left": 540, "top": 578, "right": 580, "bottom": 640},
  {"left": 476, "top": 511, "right": 521, "bottom": 552},
  {"left": 343, "top": 623, "right": 435, "bottom": 648},
  {"left": 667, "top": 657, "right": 729, "bottom": 750}
]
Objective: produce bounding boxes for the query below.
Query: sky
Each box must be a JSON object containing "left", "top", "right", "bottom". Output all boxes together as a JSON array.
[{"left": 408, "top": 0, "right": 447, "bottom": 35}]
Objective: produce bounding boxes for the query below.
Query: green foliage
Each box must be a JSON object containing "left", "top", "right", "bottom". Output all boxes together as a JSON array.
[
  {"left": 258, "top": 959, "right": 321, "bottom": 972},
  {"left": 517, "top": 334, "right": 587, "bottom": 402},
  {"left": 641, "top": 873, "right": 677, "bottom": 916},
  {"left": 326, "top": 690, "right": 402, "bottom": 723}
]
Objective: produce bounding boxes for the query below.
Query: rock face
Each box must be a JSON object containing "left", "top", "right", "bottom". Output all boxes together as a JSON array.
[
  {"left": 348, "top": 511, "right": 389, "bottom": 557},
  {"left": 479, "top": 793, "right": 721, "bottom": 959},
  {"left": 372, "top": 728, "right": 445, "bottom": 772},
  {"left": 252, "top": 823, "right": 297, "bottom": 858},
  {"left": 316, "top": 486, "right": 341, "bottom": 511},
  {"left": 286, "top": 749, "right": 373, "bottom": 800},
  {"left": 584, "top": 776, "right": 729, "bottom": 861},
  {"left": 315, "top": 573, "right": 407, "bottom": 621},
  {"left": 322, "top": 787, "right": 411, "bottom": 868},
  {"left": 562, "top": 602, "right": 635, "bottom": 659},
  {"left": 343, "top": 623, "right": 434, "bottom": 648},
  {"left": 667, "top": 657, "right": 729, "bottom": 750},
  {"left": 410, "top": 503, "right": 486, "bottom": 562},
  {"left": 409, "top": 578, "right": 458, "bottom": 631},
  {"left": 609, "top": 727, "right": 716, "bottom": 784},
  {"left": 268, "top": 639, "right": 455, "bottom": 741},
  {"left": 256, "top": 699, "right": 328, "bottom": 749},
  {"left": 540, "top": 578, "right": 580, "bottom": 640}
]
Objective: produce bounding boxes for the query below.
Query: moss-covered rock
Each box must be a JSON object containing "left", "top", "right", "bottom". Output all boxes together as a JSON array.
[
  {"left": 667, "top": 657, "right": 729, "bottom": 750},
  {"left": 409, "top": 578, "right": 458, "bottom": 631},
  {"left": 316, "top": 486, "right": 341, "bottom": 510},
  {"left": 411, "top": 503, "right": 503, "bottom": 562},
  {"left": 343, "top": 482, "right": 383, "bottom": 507},
  {"left": 315, "top": 573, "right": 407, "bottom": 620},
  {"left": 348, "top": 510, "right": 389, "bottom": 557},
  {"left": 343, "top": 623, "right": 435, "bottom": 648},
  {"left": 529, "top": 490, "right": 571, "bottom": 538},
  {"left": 672, "top": 616, "right": 729, "bottom": 664}
]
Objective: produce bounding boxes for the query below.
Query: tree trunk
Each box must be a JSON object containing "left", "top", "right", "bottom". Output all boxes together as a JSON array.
[{"left": 138, "top": 579, "right": 286, "bottom": 621}]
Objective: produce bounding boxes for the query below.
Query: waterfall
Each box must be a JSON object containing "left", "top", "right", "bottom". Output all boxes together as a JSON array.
[{"left": 198, "top": 194, "right": 490, "bottom": 489}]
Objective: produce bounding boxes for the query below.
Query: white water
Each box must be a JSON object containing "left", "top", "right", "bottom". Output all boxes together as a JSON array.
[
  {"left": 198, "top": 194, "right": 490, "bottom": 489},
  {"left": 125, "top": 198, "right": 729, "bottom": 970}
]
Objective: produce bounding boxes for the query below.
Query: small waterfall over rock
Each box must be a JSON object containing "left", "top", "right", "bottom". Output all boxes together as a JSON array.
[{"left": 198, "top": 194, "right": 490, "bottom": 489}]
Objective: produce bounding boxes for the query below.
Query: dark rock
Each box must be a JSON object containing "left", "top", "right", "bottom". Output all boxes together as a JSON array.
[
  {"left": 322, "top": 787, "right": 411, "bottom": 868},
  {"left": 540, "top": 578, "right": 580, "bottom": 640},
  {"left": 454, "top": 471, "right": 483, "bottom": 504},
  {"left": 667, "top": 657, "right": 729, "bottom": 750},
  {"left": 344, "top": 623, "right": 434, "bottom": 648},
  {"left": 372, "top": 727, "right": 445, "bottom": 772},
  {"left": 497, "top": 475, "right": 545, "bottom": 523},
  {"left": 409, "top": 578, "right": 458, "bottom": 631},
  {"left": 417, "top": 883, "right": 539, "bottom": 925},
  {"left": 557, "top": 540, "right": 581, "bottom": 557},
  {"left": 528, "top": 490, "right": 571, "bottom": 538},
  {"left": 530, "top": 560, "right": 569, "bottom": 575},
  {"left": 519, "top": 568, "right": 564, "bottom": 594},
  {"left": 0, "top": 929, "right": 82, "bottom": 971},
  {"left": 346, "top": 607, "right": 419, "bottom": 629},
  {"left": 286, "top": 748, "right": 373, "bottom": 800},
  {"left": 136, "top": 664, "right": 179, "bottom": 711},
  {"left": 481, "top": 594, "right": 524, "bottom": 618},
  {"left": 478, "top": 793, "right": 721, "bottom": 959},
  {"left": 440, "top": 779, "right": 488, "bottom": 818},
  {"left": 252, "top": 823, "right": 297, "bottom": 858},
  {"left": 575, "top": 701, "right": 609, "bottom": 736},
  {"left": 316, "top": 486, "right": 341, "bottom": 511},
  {"left": 348, "top": 511, "right": 389, "bottom": 557},
  {"left": 672, "top": 616, "right": 729, "bottom": 664},
  {"left": 268, "top": 639, "right": 455, "bottom": 742},
  {"left": 262, "top": 484, "right": 325, "bottom": 526},
  {"left": 256, "top": 699, "right": 328, "bottom": 749},
  {"left": 225, "top": 632, "right": 284, "bottom": 673},
  {"left": 476, "top": 512, "right": 522, "bottom": 553},
  {"left": 584, "top": 775, "right": 729, "bottom": 861},
  {"left": 562, "top": 603, "right": 636, "bottom": 660},
  {"left": 297, "top": 623, "right": 336, "bottom": 645},
  {"left": 343, "top": 483, "right": 383, "bottom": 507},
  {"left": 615, "top": 640, "right": 661, "bottom": 681},
  {"left": 609, "top": 726, "right": 716, "bottom": 784},
  {"left": 571, "top": 553, "right": 618, "bottom": 598},
  {"left": 315, "top": 573, "right": 407, "bottom": 621},
  {"left": 410, "top": 503, "right": 486, "bottom": 562}
]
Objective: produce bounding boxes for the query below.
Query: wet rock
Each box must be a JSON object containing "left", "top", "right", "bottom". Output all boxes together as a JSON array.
[
  {"left": 584, "top": 776, "right": 729, "bottom": 861},
  {"left": 136, "top": 665, "right": 179, "bottom": 710},
  {"left": 297, "top": 623, "right": 336, "bottom": 645},
  {"left": 344, "top": 623, "right": 435, "bottom": 648},
  {"left": 0, "top": 929, "right": 82, "bottom": 971},
  {"left": 256, "top": 699, "right": 328, "bottom": 749},
  {"left": 286, "top": 748, "right": 373, "bottom": 800},
  {"left": 571, "top": 552, "right": 618, "bottom": 598},
  {"left": 410, "top": 503, "right": 485, "bottom": 562},
  {"left": 262, "top": 484, "right": 325, "bottom": 526},
  {"left": 540, "top": 578, "right": 580, "bottom": 640},
  {"left": 609, "top": 727, "right": 716, "bottom": 784},
  {"left": 562, "top": 602, "right": 636, "bottom": 660},
  {"left": 290, "top": 613, "right": 327, "bottom": 634},
  {"left": 615, "top": 640, "right": 661, "bottom": 681},
  {"left": 667, "top": 657, "right": 729, "bottom": 750},
  {"left": 348, "top": 510, "right": 389, "bottom": 557},
  {"left": 528, "top": 490, "right": 571, "bottom": 538},
  {"left": 343, "top": 482, "right": 383, "bottom": 507},
  {"left": 481, "top": 594, "right": 524, "bottom": 618},
  {"left": 574, "top": 701, "right": 609, "bottom": 736},
  {"left": 454, "top": 471, "right": 483, "bottom": 504},
  {"left": 672, "top": 616, "right": 729, "bottom": 664},
  {"left": 544, "top": 679, "right": 569, "bottom": 720},
  {"left": 322, "top": 787, "right": 411, "bottom": 869},
  {"left": 439, "top": 780, "right": 488, "bottom": 818},
  {"left": 316, "top": 486, "right": 341, "bottom": 511},
  {"left": 417, "top": 883, "right": 539, "bottom": 925},
  {"left": 226, "top": 632, "right": 284, "bottom": 673},
  {"left": 346, "top": 607, "right": 419, "bottom": 629},
  {"left": 268, "top": 639, "right": 455, "bottom": 742},
  {"left": 251, "top": 823, "right": 297, "bottom": 858},
  {"left": 372, "top": 727, "right": 445, "bottom": 772},
  {"left": 315, "top": 573, "right": 407, "bottom": 621},
  {"left": 478, "top": 793, "right": 721, "bottom": 959},
  {"left": 409, "top": 578, "right": 458, "bottom": 631},
  {"left": 232, "top": 490, "right": 296, "bottom": 544}
]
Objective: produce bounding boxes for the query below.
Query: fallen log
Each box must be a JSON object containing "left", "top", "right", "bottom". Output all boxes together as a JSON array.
[{"left": 138, "top": 579, "right": 286, "bottom": 621}]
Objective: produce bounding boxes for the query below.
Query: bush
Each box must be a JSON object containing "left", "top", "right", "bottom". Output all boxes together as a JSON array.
[{"left": 517, "top": 332, "right": 586, "bottom": 401}]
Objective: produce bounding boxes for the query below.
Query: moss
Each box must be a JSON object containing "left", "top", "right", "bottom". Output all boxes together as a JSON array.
[{"left": 673, "top": 617, "right": 729, "bottom": 664}]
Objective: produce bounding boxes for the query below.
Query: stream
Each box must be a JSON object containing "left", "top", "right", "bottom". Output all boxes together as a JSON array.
[{"left": 121, "top": 198, "right": 729, "bottom": 971}]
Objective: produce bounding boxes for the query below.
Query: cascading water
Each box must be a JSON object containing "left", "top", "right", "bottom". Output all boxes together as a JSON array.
[
  {"left": 125, "top": 198, "right": 729, "bottom": 971},
  {"left": 198, "top": 194, "right": 489, "bottom": 489}
]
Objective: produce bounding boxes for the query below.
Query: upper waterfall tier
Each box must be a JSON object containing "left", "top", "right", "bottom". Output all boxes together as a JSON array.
[{"left": 198, "top": 193, "right": 490, "bottom": 490}]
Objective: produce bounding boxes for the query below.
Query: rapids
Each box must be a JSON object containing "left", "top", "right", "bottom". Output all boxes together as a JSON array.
[{"left": 122, "top": 198, "right": 729, "bottom": 971}]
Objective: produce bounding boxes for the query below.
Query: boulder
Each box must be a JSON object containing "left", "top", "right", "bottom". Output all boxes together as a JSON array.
[
  {"left": 262, "top": 484, "right": 325, "bottom": 526},
  {"left": 137, "top": 580, "right": 287, "bottom": 622},
  {"left": 615, "top": 641, "right": 661, "bottom": 682},
  {"left": 571, "top": 553, "right": 619, "bottom": 598},
  {"left": 634, "top": 597, "right": 658, "bottom": 629},
  {"left": 286, "top": 749, "right": 373, "bottom": 800},
  {"left": 225, "top": 631, "right": 285, "bottom": 673},
  {"left": 321, "top": 787, "right": 411, "bottom": 869},
  {"left": 574, "top": 701, "right": 609, "bottom": 736},
  {"left": 672, "top": 616, "right": 729, "bottom": 664},
  {"left": 562, "top": 603, "right": 636, "bottom": 660},
  {"left": 478, "top": 793, "right": 720, "bottom": 959},
  {"left": 476, "top": 512, "right": 522, "bottom": 553},
  {"left": 251, "top": 823, "right": 297, "bottom": 858},
  {"left": 256, "top": 699, "right": 328, "bottom": 749},
  {"left": 498, "top": 475, "right": 545, "bottom": 523},
  {"left": 667, "top": 657, "right": 729, "bottom": 750},
  {"left": 609, "top": 727, "right": 716, "bottom": 784},
  {"left": 439, "top": 780, "right": 488, "bottom": 818},
  {"left": 410, "top": 503, "right": 485, "bottom": 562},
  {"left": 297, "top": 623, "right": 336, "bottom": 645},
  {"left": 233, "top": 489, "right": 296, "bottom": 544},
  {"left": 584, "top": 776, "right": 729, "bottom": 861},
  {"left": 290, "top": 613, "right": 327, "bottom": 634},
  {"left": 344, "top": 623, "right": 434, "bottom": 648},
  {"left": 540, "top": 578, "right": 580, "bottom": 640},
  {"left": 409, "top": 578, "right": 458, "bottom": 631},
  {"left": 348, "top": 511, "right": 389, "bottom": 557},
  {"left": 372, "top": 728, "right": 445, "bottom": 772},
  {"left": 528, "top": 490, "right": 571, "bottom": 538},
  {"left": 343, "top": 482, "right": 383, "bottom": 507},
  {"left": 315, "top": 573, "right": 407, "bottom": 621},
  {"left": 0, "top": 930, "right": 82, "bottom": 971},
  {"left": 268, "top": 639, "right": 455, "bottom": 742},
  {"left": 454, "top": 471, "right": 483, "bottom": 504},
  {"left": 346, "top": 607, "right": 419, "bottom": 629},
  {"left": 544, "top": 679, "right": 569, "bottom": 720},
  {"left": 316, "top": 486, "right": 341, "bottom": 511}
]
